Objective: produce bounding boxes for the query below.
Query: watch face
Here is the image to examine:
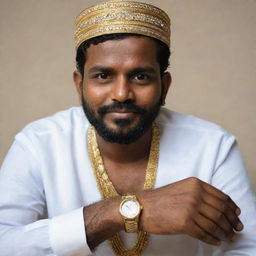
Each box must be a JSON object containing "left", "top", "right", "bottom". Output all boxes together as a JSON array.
[{"left": 120, "top": 199, "right": 140, "bottom": 218}]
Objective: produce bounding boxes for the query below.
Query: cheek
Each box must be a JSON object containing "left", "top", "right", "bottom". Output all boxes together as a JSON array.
[
  {"left": 82, "top": 84, "right": 109, "bottom": 107},
  {"left": 136, "top": 86, "right": 162, "bottom": 107}
]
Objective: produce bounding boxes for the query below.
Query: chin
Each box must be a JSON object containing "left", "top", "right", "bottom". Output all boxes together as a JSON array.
[
  {"left": 107, "top": 118, "right": 137, "bottom": 130},
  {"left": 98, "top": 118, "right": 149, "bottom": 144}
]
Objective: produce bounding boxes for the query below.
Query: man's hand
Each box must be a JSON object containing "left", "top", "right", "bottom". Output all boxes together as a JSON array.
[
  {"left": 138, "top": 177, "right": 243, "bottom": 245},
  {"left": 84, "top": 177, "right": 243, "bottom": 249}
]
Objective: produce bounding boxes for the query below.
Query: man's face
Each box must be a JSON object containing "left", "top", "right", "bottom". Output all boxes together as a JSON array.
[{"left": 75, "top": 36, "right": 170, "bottom": 144}]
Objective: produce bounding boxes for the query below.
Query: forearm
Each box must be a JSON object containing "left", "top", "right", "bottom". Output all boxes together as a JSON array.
[{"left": 84, "top": 196, "right": 124, "bottom": 250}]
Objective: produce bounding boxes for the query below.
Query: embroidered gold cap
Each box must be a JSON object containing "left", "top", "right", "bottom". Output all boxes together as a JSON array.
[{"left": 74, "top": 0, "right": 170, "bottom": 50}]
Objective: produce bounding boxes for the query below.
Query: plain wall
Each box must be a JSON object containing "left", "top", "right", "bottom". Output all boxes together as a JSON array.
[{"left": 0, "top": 0, "right": 255, "bottom": 190}]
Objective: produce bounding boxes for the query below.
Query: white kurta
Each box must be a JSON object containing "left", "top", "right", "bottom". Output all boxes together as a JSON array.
[{"left": 0, "top": 107, "right": 255, "bottom": 256}]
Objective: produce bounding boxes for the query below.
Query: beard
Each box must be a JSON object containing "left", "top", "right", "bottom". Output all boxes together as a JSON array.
[{"left": 81, "top": 94, "right": 161, "bottom": 144}]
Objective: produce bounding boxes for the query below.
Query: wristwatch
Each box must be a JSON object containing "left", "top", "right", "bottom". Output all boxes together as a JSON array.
[{"left": 119, "top": 194, "right": 142, "bottom": 233}]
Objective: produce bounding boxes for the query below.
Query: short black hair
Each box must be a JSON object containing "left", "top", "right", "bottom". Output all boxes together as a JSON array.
[{"left": 75, "top": 33, "right": 171, "bottom": 77}]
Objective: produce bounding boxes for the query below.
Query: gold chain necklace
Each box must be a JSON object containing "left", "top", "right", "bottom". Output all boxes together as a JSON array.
[{"left": 88, "top": 123, "right": 160, "bottom": 256}]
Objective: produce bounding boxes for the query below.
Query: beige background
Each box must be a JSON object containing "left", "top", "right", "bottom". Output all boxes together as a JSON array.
[{"left": 0, "top": 0, "right": 255, "bottom": 191}]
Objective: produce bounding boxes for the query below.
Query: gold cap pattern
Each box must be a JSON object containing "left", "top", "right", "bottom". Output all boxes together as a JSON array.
[{"left": 74, "top": 0, "right": 171, "bottom": 50}]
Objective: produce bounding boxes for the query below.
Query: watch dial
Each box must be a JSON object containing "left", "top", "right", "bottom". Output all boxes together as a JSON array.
[{"left": 121, "top": 200, "right": 140, "bottom": 218}]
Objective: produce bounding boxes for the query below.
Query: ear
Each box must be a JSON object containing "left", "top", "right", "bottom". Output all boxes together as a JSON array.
[
  {"left": 73, "top": 70, "right": 83, "bottom": 96},
  {"left": 161, "top": 72, "right": 172, "bottom": 105}
]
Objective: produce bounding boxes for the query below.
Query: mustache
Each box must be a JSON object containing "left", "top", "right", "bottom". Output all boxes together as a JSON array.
[{"left": 97, "top": 101, "right": 146, "bottom": 116}]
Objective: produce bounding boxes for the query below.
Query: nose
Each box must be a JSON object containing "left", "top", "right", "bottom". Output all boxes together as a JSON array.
[{"left": 110, "top": 77, "right": 134, "bottom": 103}]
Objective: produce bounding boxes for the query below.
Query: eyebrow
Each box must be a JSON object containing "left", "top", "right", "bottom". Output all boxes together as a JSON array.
[
  {"left": 88, "top": 66, "right": 157, "bottom": 75},
  {"left": 88, "top": 66, "right": 113, "bottom": 74},
  {"left": 129, "top": 67, "right": 157, "bottom": 75}
]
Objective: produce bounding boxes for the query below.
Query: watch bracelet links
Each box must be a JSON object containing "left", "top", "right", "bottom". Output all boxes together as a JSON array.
[
  {"left": 121, "top": 194, "right": 137, "bottom": 200},
  {"left": 124, "top": 218, "right": 139, "bottom": 233}
]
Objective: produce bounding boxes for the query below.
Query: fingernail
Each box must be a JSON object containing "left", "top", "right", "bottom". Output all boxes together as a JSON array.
[
  {"left": 236, "top": 208, "right": 241, "bottom": 216},
  {"left": 236, "top": 222, "right": 243, "bottom": 231}
]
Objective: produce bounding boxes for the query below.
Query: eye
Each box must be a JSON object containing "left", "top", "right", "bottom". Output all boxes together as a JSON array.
[
  {"left": 132, "top": 73, "right": 151, "bottom": 85},
  {"left": 135, "top": 74, "right": 148, "bottom": 80},
  {"left": 95, "top": 73, "right": 109, "bottom": 80}
]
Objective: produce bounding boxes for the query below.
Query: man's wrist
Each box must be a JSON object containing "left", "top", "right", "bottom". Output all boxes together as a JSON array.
[{"left": 83, "top": 196, "right": 124, "bottom": 250}]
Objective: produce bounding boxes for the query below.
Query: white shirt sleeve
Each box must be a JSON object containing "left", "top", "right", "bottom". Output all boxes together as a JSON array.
[
  {"left": 211, "top": 135, "right": 256, "bottom": 255},
  {"left": 0, "top": 139, "right": 91, "bottom": 256}
]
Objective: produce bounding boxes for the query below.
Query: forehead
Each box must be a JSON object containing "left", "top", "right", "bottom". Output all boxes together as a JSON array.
[{"left": 85, "top": 36, "right": 159, "bottom": 70}]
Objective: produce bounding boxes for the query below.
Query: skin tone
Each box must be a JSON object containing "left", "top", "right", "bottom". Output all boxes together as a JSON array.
[{"left": 73, "top": 36, "right": 243, "bottom": 251}]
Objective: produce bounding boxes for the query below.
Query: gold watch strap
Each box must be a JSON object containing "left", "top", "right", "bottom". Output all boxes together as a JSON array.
[
  {"left": 124, "top": 218, "right": 139, "bottom": 232},
  {"left": 121, "top": 194, "right": 137, "bottom": 200}
]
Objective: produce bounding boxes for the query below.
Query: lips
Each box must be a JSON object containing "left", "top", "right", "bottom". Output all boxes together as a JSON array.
[
  {"left": 108, "top": 109, "right": 136, "bottom": 114},
  {"left": 97, "top": 102, "right": 146, "bottom": 117},
  {"left": 106, "top": 109, "right": 137, "bottom": 118}
]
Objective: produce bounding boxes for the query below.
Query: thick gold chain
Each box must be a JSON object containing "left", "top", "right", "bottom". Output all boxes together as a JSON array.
[{"left": 88, "top": 123, "right": 160, "bottom": 256}]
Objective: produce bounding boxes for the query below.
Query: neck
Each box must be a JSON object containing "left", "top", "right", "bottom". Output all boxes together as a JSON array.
[{"left": 95, "top": 127, "right": 152, "bottom": 163}]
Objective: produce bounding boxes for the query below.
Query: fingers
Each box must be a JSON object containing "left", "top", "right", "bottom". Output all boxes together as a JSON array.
[
  {"left": 184, "top": 178, "right": 244, "bottom": 244},
  {"left": 198, "top": 203, "right": 235, "bottom": 238},
  {"left": 188, "top": 220, "right": 221, "bottom": 246},
  {"left": 202, "top": 182, "right": 241, "bottom": 216},
  {"left": 196, "top": 211, "right": 236, "bottom": 242},
  {"left": 196, "top": 214, "right": 225, "bottom": 242},
  {"left": 201, "top": 191, "right": 243, "bottom": 232}
]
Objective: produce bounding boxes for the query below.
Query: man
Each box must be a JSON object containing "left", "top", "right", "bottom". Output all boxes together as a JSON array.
[{"left": 0, "top": 0, "right": 255, "bottom": 255}]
